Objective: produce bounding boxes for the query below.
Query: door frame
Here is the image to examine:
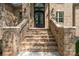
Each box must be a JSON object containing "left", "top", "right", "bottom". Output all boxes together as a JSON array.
[{"left": 29, "top": 3, "right": 49, "bottom": 29}]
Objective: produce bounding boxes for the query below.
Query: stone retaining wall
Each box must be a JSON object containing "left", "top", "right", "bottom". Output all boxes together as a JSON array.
[
  {"left": 49, "top": 19, "right": 76, "bottom": 56},
  {"left": 0, "top": 18, "right": 28, "bottom": 56}
]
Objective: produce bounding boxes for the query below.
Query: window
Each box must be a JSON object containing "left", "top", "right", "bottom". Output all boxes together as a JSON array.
[{"left": 56, "top": 11, "right": 64, "bottom": 23}]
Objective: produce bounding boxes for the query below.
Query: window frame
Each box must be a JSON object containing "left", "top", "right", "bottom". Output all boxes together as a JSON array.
[{"left": 56, "top": 11, "right": 64, "bottom": 23}]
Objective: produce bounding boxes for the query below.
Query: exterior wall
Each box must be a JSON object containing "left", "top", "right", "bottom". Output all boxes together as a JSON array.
[
  {"left": 50, "top": 3, "right": 65, "bottom": 25},
  {"left": 74, "top": 4, "right": 79, "bottom": 36},
  {"left": 50, "top": 3, "right": 73, "bottom": 26},
  {"left": 64, "top": 4, "right": 73, "bottom": 26}
]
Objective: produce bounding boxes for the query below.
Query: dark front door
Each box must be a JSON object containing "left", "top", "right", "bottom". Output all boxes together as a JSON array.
[
  {"left": 34, "top": 3, "right": 45, "bottom": 28},
  {"left": 34, "top": 11, "right": 44, "bottom": 28}
]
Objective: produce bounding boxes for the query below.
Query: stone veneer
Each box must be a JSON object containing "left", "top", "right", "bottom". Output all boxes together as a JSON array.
[
  {"left": 0, "top": 18, "right": 28, "bottom": 56},
  {"left": 1, "top": 28, "right": 20, "bottom": 56},
  {"left": 49, "top": 19, "right": 76, "bottom": 56},
  {"left": 0, "top": 3, "right": 29, "bottom": 56}
]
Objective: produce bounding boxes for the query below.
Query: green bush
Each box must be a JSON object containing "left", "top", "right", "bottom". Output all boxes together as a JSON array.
[{"left": 76, "top": 40, "right": 79, "bottom": 56}]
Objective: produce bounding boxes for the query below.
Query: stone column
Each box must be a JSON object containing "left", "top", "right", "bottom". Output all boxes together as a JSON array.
[
  {"left": 22, "top": 3, "right": 30, "bottom": 30},
  {"left": 64, "top": 28, "right": 76, "bottom": 56},
  {"left": 2, "top": 30, "right": 14, "bottom": 56},
  {"left": 2, "top": 28, "right": 20, "bottom": 56},
  {"left": 12, "top": 32, "right": 20, "bottom": 55}
]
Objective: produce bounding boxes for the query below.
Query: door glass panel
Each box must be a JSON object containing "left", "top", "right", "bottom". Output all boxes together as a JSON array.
[
  {"left": 59, "top": 12, "right": 64, "bottom": 17},
  {"left": 34, "top": 11, "right": 44, "bottom": 27},
  {"left": 35, "top": 12, "right": 39, "bottom": 24},
  {"left": 39, "top": 12, "right": 43, "bottom": 25}
]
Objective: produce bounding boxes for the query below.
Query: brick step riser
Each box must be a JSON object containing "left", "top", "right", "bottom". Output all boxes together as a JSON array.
[
  {"left": 20, "top": 43, "right": 57, "bottom": 48},
  {"left": 20, "top": 44, "right": 57, "bottom": 47},
  {"left": 20, "top": 39, "right": 56, "bottom": 43},
  {"left": 22, "top": 30, "right": 52, "bottom": 33},
  {"left": 23, "top": 36, "right": 55, "bottom": 39},
  {"left": 19, "top": 46, "right": 57, "bottom": 49},
  {"left": 22, "top": 31, "right": 53, "bottom": 35},
  {"left": 23, "top": 35, "right": 54, "bottom": 36},
  {"left": 20, "top": 47, "right": 57, "bottom": 50},
  {"left": 24, "top": 32, "right": 52, "bottom": 34},
  {"left": 20, "top": 42, "right": 57, "bottom": 44},
  {"left": 22, "top": 38, "right": 55, "bottom": 41},
  {"left": 19, "top": 48, "right": 57, "bottom": 52}
]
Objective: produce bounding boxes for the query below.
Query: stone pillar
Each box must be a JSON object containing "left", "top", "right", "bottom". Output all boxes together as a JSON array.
[
  {"left": 2, "top": 28, "right": 20, "bottom": 56},
  {"left": 64, "top": 28, "right": 76, "bottom": 56},
  {"left": 11, "top": 31, "right": 20, "bottom": 55},
  {"left": 22, "top": 3, "right": 30, "bottom": 29},
  {"left": 2, "top": 30, "right": 14, "bottom": 56}
]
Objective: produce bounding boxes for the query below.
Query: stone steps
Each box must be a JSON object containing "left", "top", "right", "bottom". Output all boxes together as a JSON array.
[
  {"left": 20, "top": 41, "right": 57, "bottom": 46},
  {"left": 22, "top": 29, "right": 52, "bottom": 35},
  {"left": 24, "top": 34, "right": 54, "bottom": 36},
  {"left": 23, "top": 38, "right": 55, "bottom": 40},
  {"left": 20, "top": 29, "right": 58, "bottom": 52},
  {"left": 21, "top": 39, "right": 56, "bottom": 43},
  {"left": 23, "top": 34, "right": 55, "bottom": 39}
]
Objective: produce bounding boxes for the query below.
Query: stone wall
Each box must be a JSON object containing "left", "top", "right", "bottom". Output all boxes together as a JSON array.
[
  {"left": 64, "top": 27, "right": 76, "bottom": 55},
  {"left": 1, "top": 17, "right": 28, "bottom": 56},
  {"left": 1, "top": 28, "right": 20, "bottom": 56},
  {"left": 5, "top": 4, "right": 14, "bottom": 13},
  {"left": 1, "top": 4, "right": 22, "bottom": 26},
  {"left": 74, "top": 4, "right": 79, "bottom": 36},
  {"left": 0, "top": 3, "right": 30, "bottom": 56},
  {"left": 64, "top": 4, "right": 73, "bottom": 26},
  {"left": 49, "top": 20, "right": 64, "bottom": 55},
  {"left": 49, "top": 19, "right": 76, "bottom": 56},
  {"left": 4, "top": 10, "right": 17, "bottom": 26}
]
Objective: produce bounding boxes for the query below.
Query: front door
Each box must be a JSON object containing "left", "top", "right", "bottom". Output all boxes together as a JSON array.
[
  {"left": 34, "top": 3, "right": 45, "bottom": 28},
  {"left": 34, "top": 11, "right": 44, "bottom": 28}
]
